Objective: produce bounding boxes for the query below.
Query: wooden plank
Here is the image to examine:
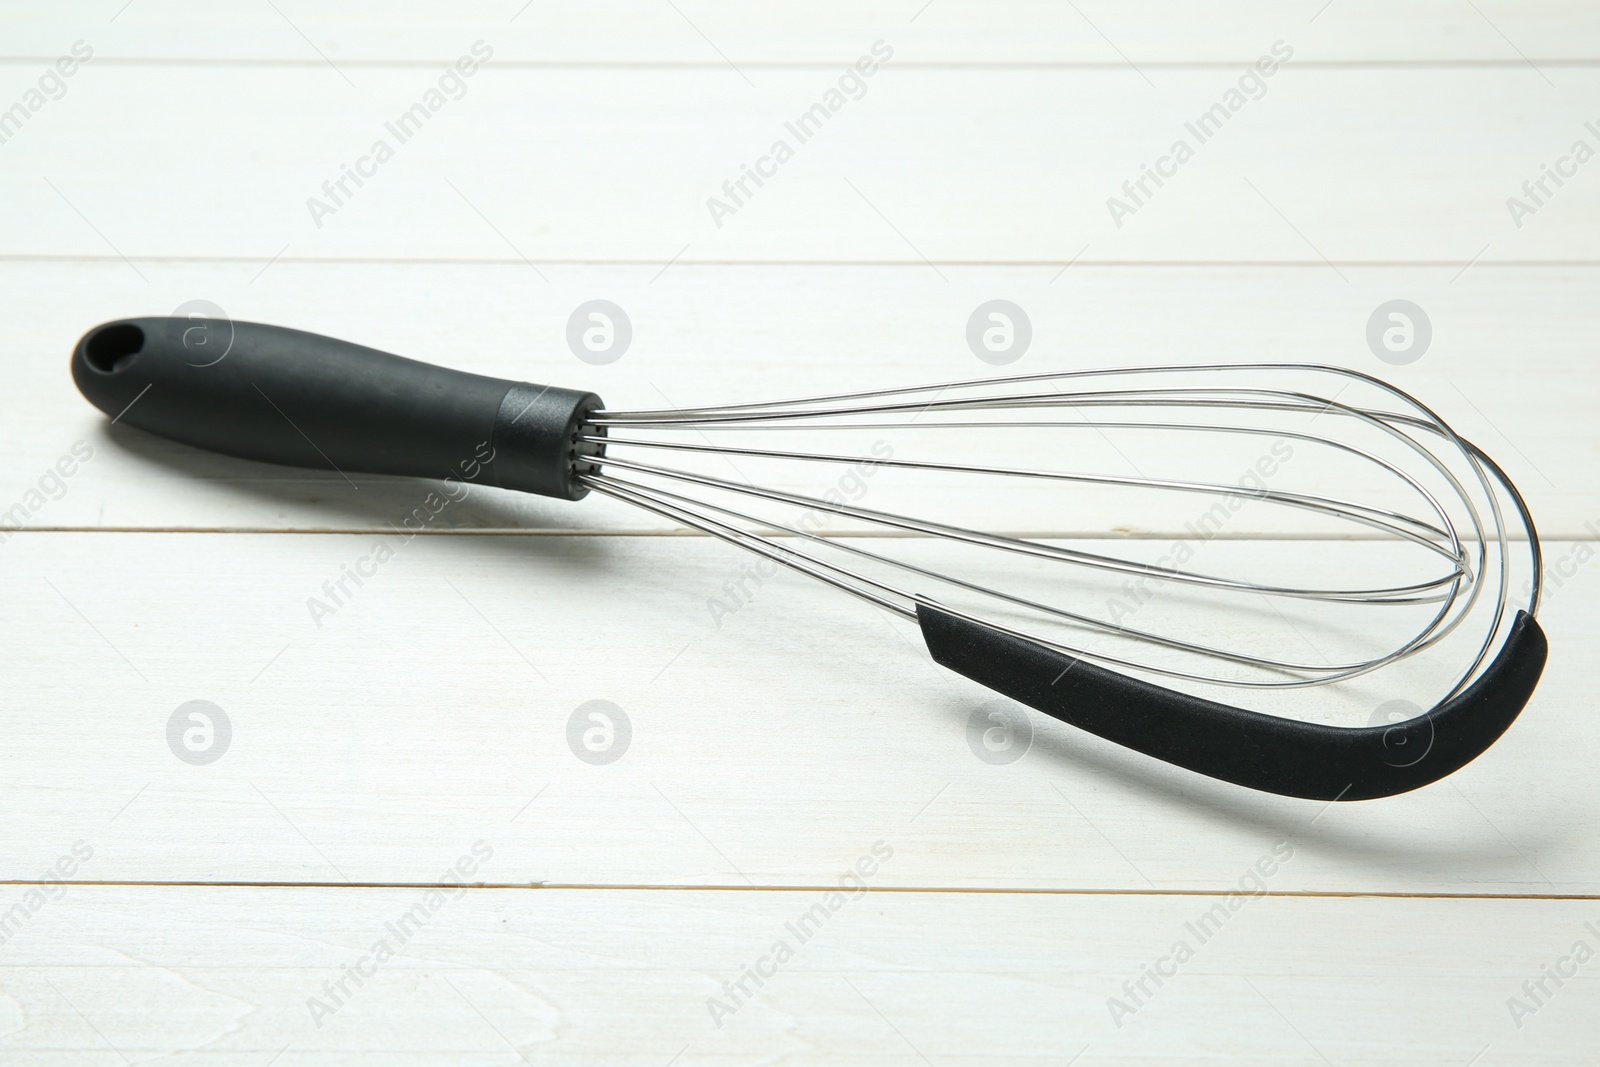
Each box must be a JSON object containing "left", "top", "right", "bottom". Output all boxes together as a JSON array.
[
  {"left": 1, "top": 66, "right": 1597, "bottom": 263},
  {"left": 3, "top": 7, "right": 1592, "bottom": 1063},
  {"left": 0, "top": 531, "right": 1588, "bottom": 893},
  {"left": 4, "top": 261, "right": 1592, "bottom": 536},
  {"left": 0, "top": 885, "right": 1593, "bottom": 1063},
  {"left": 3, "top": 1, "right": 1598, "bottom": 64}
]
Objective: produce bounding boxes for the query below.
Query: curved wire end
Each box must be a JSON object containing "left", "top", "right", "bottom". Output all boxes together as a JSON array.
[{"left": 918, "top": 604, "right": 1547, "bottom": 801}]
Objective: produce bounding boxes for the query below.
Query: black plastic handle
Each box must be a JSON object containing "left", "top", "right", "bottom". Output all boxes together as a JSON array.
[
  {"left": 919, "top": 604, "right": 1546, "bottom": 800},
  {"left": 71, "top": 318, "right": 603, "bottom": 500}
]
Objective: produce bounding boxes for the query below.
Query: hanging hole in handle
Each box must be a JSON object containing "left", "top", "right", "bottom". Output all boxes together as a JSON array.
[{"left": 84, "top": 323, "right": 145, "bottom": 373}]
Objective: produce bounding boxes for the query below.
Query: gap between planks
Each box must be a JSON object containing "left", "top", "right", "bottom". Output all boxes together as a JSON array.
[
  {"left": 1, "top": 880, "right": 1595, "bottom": 900},
  {"left": 5, "top": 57, "right": 1600, "bottom": 70},
  {"left": 10, "top": 255, "right": 1600, "bottom": 269}
]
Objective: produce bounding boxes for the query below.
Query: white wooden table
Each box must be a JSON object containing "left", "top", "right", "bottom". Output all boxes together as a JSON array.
[{"left": 2, "top": 3, "right": 1596, "bottom": 1062}]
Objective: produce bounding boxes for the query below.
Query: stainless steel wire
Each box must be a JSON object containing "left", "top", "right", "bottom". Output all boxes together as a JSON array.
[{"left": 578, "top": 363, "right": 1539, "bottom": 701}]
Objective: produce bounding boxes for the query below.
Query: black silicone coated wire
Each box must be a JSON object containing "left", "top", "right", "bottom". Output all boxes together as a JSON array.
[{"left": 918, "top": 604, "right": 1547, "bottom": 801}]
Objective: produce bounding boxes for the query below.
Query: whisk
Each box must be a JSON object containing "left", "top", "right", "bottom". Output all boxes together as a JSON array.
[{"left": 71, "top": 317, "right": 1547, "bottom": 801}]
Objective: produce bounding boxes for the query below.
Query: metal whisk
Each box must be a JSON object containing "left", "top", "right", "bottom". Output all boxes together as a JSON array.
[
  {"left": 73, "top": 320, "right": 1548, "bottom": 801},
  {"left": 582, "top": 364, "right": 1529, "bottom": 694}
]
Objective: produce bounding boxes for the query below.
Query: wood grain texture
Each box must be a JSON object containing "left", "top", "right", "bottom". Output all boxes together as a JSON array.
[
  {"left": 0, "top": 886, "right": 1594, "bottom": 1064},
  {"left": 3, "top": 0, "right": 1599, "bottom": 64},
  {"left": 0, "top": 65, "right": 1597, "bottom": 263},
  {"left": 0, "top": 531, "right": 1588, "bottom": 893},
  {"left": 2, "top": 4, "right": 1595, "bottom": 1061}
]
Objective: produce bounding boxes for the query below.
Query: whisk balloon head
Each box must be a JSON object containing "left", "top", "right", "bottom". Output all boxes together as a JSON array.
[{"left": 583, "top": 362, "right": 1545, "bottom": 799}]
